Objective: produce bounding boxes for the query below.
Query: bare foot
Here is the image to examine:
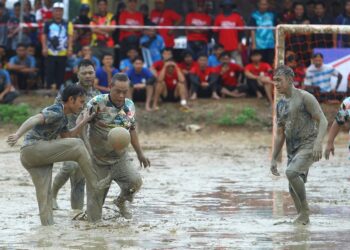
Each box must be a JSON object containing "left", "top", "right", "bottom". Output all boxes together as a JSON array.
[
  {"left": 190, "top": 93, "right": 197, "bottom": 100},
  {"left": 212, "top": 93, "right": 220, "bottom": 100},
  {"left": 293, "top": 212, "right": 310, "bottom": 225},
  {"left": 153, "top": 106, "right": 160, "bottom": 111},
  {"left": 145, "top": 105, "right": 152, "bottom": 112}
]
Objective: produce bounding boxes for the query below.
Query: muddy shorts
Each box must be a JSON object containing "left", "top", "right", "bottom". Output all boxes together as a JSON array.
[{"left": 287, "top": 150, "right": 314, "bottom": 183}]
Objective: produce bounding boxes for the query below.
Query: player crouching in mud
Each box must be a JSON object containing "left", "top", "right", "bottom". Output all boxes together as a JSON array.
[{"left": 270, "top": 65, "right": 328, "bottom": 225}]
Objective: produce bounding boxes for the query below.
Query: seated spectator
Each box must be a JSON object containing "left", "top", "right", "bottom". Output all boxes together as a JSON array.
[
  {"left": 140, "top": 21, "right": 165, "bottom": 68},
  {"left": 185, "top": 0, "right": 211, "bottom": 59},
  {"left": 0, "top": 45, "right": 7, "bottom": 67},
  {"left": 244, "top": 50, "right": 273, "bottom": 104},
  {"left": 304, "top": 53, "right": 343, "bottom": 101},
  {"left": 95, "top": 54, "right": 119, "bottom": 94},
  {"left": 150, "top": 48, "right": 173, "bottom": 75},
  {"left": 27, "top": 44, "right": 36, "bottom": 57},
  {"left": 72, "top": 4, "right": 92, "bottom": 53},
  {"left": 179, "top": 51, "right": 198, "bottom": 76},
  {"left": 74, "top": 46, "right": 101, "bottom": 74},
  {"left": 153, "top": 59, "right": 188, "bottom": 110},
  {"left": 216, "top": 52, "right": 246, "bottom": 98},
  {"left": 126, "top": 56, "right": 155, "bottom": 111},
  {"left": 310, "top": 1, "right": 333, "bottom": 48},
  {"left": 285, "top": 51, "right": 305, "bottom": 89},
  {"left": 7, "top": 43, "right": 38, "bottom": 90},
  {"left": 120, "top": 47, "right": 139, "bottom": 72},
  {"left": 208, "top": 44, "right": 224, "bottom": 67},
  {"left": 0, "top": 62, "right": 18, "bottom": 104},
  {"left": 189, "top": 54, "right": 220, "bottom": 100}
]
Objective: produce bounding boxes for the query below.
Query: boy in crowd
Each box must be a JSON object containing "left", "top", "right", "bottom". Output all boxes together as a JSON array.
[
  {"left": 95, "top": 54, "right": 119, "bottom": 94},
  {"left": 208, "top": 43, "right": 224, "bottom": 67},
  {"left": 189, "top": 53, "right": 220, "bottom": 100},
  {"left": 73, "top": 46, "right": 101, "bottom": 74},
  {"left": 150, "top": 48, "right": 173, "bottom": 75},
  {"left": 244, "top": 50, "right": 273, "bottom": 104},
  {"left": 0, "top": 60, "right": 18, "bottom": 104},
  {"left": 127, "top": 57, "right": 155, "bottom": 111},
  {"left": 120, "top": 47, "right": 139, "bottom": 72},
  {"left": 216, "top": 52, "right": 246, "bottom": 98}
]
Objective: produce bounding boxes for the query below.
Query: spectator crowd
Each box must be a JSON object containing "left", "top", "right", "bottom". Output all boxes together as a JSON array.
[{"left": 1, "top": 0, "right": 350, "bottom": 107}]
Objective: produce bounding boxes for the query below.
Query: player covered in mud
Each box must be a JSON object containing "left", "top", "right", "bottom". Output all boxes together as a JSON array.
[
  {"left": 270, "top": 65, "right": 328, "bottom": 225},
  {"left": 52, "top": 59, "right": 100, "bottom": 211},
  {"left": 83, "top": 73, "right": 150, "bottom": 222},
  {"left": 324, "top": 97, "right": 350, "bottom": 159},
  {"left": 6, "top": 85, "right": 106, "bottom": 226}
]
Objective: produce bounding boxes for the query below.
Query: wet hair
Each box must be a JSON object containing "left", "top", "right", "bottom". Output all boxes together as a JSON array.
[
  {"left": 110, "top": 73, "right": 130, "bottom": 86},
  {"left": 312, "top": 52, "right": 323, "bottom": 59},
  {"left": 77, "top": 59, "right": 95, "bottom": 70},
  {"left": 219, "top": 51, "right": 231, "bottom": 59},
  {"left": 274, "top": 65, "right": 295, "bottom": 82},
  {"left": 132, "top": 56, "right": 144, "bottom": 63},
  {"left": 16, "top": 43, "right": 27, "bottom": 49},
  {"left": 61, "top": 84, "right": 86, "bottom": 102}
]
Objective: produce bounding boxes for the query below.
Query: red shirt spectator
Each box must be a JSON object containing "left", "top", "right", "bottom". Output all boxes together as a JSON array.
[
  {"left": 91, "top": 12, "right": 116, "bottom": 47},
  {"left": 185, "top": 12, "right": 211, "bottom": 42},
  {"left": 118, "top": 10, "right": 144, "bottom": 42},
  {"left": 164, "top": 70, "right": 179, "bottom": 91},
  {"left": 216, "top": 63, "right": 243, "bottom": 87},
  {"left": 152, "top": 60, "right": 165, "bottom": 73},
  {"left": 150, "top": 9, "right": 181, "bottom": 48},
  {"left": 293, "top": 66, "right": 306, "bottom": 88},
  {"left": 178, "top": 61, "right": 198, "bottom": 73},
  {"left": 244, "top": 62, "right": 272, "bottom": 78},
  {"left": 214, "top": 12, "right": 244, "bottom": 51},
  {"left": 190, "top": 64, "right": 214, "bottom": 82}
]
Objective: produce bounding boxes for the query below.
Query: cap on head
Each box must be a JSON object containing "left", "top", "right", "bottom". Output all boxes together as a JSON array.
[
  {"left": 80, "top": 4, "right": 90, "bottom": 11},
  {"left": 53, "top": 2, "right": 64, "bottom": 9}
]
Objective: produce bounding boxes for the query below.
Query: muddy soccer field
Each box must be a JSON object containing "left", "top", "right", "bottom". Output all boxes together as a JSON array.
[{"left": 1, "top": 130, "right": 350, "bottom": 249}]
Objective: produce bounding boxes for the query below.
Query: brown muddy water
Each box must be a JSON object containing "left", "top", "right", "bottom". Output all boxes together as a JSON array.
[{"left": 1, "top": 130, "right": 350, "bottom": 249}]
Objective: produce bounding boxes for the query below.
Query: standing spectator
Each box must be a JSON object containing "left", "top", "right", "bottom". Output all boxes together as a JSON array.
[
  {"left": 72, "top": 4, "right": 92, "bottom": 53},
  {"left": 278, "top": 0, "right": 294, "bottom": 23},
  {"left": 214, "top": 0, "right": 244, "bottom": 66},
  {"left": 208, "top": 43, "right": 224, "bottom": 67},
  {"left": 310, "top": 1, "right": 333, "bottom": 48},
  {"left": 244, "top": 50, "right": 273, "bottom": 104},
  {"left": 7, "top": 2, "right": 32, "bottom": 53},
  {"left": 35, "top": 0, "right": 52, "bottom": 22},
  {"left": 42, "top": 2, "right": 73, "bottom": 90},
  {"left": 118, "top": 0, "right": 144, "bottom": 59},
  {"left": 249, "top": 0, "right": 277, "bottom": 65},
  {"left": 189, "top": 54, "right": 220, "bottom": 100},
  {"left": 306, "top": 0, "right": 316, "bottom": 20},
  {"left": 140, "top": 21, "right": 165, "bottom": 68},
  {"left": 73, "top": 46, "right": 100, "bottom": 74},
  {"left": 334, "top": 0, "right": 350, "bottom": 48},
  {"left": 185, "top": 0, "right": 211, "bottom": 59},
  {"left": 216, "top": 52, "right": 246, "bottom": 98},
  {"left": 140, "top": 3, "right": 151, "bottom": 24},
  {"left": 304, "top": 53, "right": 343, "bottom": 101},
  {"left": 0, "top": 61, "right": 18, "bottom": 104},
  {"left": 0, "top": 0, "right": 10, "bottom": 19},
  {"left": 0, "top": 3, "right": 8, "bottom": 48},
  {"left": 153, "top": 59, "right": 187, "bottom": 110},
  {"left": 91, "top": 0, "right": 116, "bottom": 60},
  {"left": 7, "top": 43, "right": 38, "bottom": 90},
  {"left": 126, "top": 56, "right": 155, "bottom": 111},
  {"left": 120, "top": 47, "right": 139, "bottom": 72},
  {"left": 150, "top": 0, "right": 182, "bottom": 49},
  {"left": 95, "top": 53, "right": 119, "bottom": 94},
  {"left": 112, "top": 1, "right": 126, "bottom": 68},
  {"left": 23, "top": 0, "right": 37, "bottom": 47}
]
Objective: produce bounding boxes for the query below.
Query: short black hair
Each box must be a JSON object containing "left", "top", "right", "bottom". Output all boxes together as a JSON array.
[
  {"left": 163, "top": 47, "right": 173, "bottom": 53},
  {"left": 219, "top": 51, "right": 231, "bottom": 59},
  {"left": 102, "top": 53, "right": 113, "bottom": 60},
  {"left": 14, "top": 1, "right": 21, "bottom": 8},
  {"left": 312, "top": 52, "right": 323, "bottom": 59},
  {"left": 61, "top": 84, "right": 86, "bottom": 102},
  {"left": 213, "top": 43, "right": 224, "bottom": 50},
  {"left": 132, "top": 56, "right": 144, "bottom": 63},
  {"left": 197, "top": 53, "right": 208, "bottom": 59},
  {"left": 77, "top": 59, "right": 95, "bottom": 70},
  {"left": 97, "top": 0, "right": 108, "bottom": 4},
  {"left": 182, "top": 50, "right": 193, "bottom": 58},
  {"left": 16, "top": 43, "right": 27, "bottom": 49},
  {"left": 314, "top": 1, "right": 325, "bottom": 8},
  {"left": 110, "top": 73, "right": 130, "bottom": 86},
  {"left": 250, "top": 50, "right": 262, "bottom": 57},
  {"left": 0, "top": 3, "right": 4, "bottom": 9}
]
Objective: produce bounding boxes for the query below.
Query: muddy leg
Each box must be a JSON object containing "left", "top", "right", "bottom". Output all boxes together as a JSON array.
[
  {"left": 70, "top": 166, "right": 85, "bottom": 210},
  {"left": 52, "top": 162, "right": 73, "bottom": 209},
  {"left": 27, "top": 165, "right": 54, "bottom": 226}
]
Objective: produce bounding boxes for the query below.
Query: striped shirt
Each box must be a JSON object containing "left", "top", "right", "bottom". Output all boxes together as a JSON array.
[{"left": 304, "top": 64, "right": 339, "bottom": 93}]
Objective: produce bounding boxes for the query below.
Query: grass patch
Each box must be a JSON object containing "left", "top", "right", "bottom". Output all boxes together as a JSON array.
[
  {"left": 0, "top": 104, "right": 31, "bottom": 124},
  {"left": 217, "top": 107, "right": 258, "bottom": 126}
]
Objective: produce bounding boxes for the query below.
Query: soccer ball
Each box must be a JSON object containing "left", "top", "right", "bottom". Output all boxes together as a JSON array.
[{"left": 107, "top": 127, "right": 130, "bottom": 152}]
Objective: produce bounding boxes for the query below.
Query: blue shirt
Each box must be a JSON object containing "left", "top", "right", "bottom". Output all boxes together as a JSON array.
[
  {"left": 0, "top": 69, "right": 11, "bottom": 92},
  {"left": 120, "top": 59, "right": 133, "bottom": 72},
  {"left": 9, "top": 55, "right": 36, "bottom": 68},
  {"left": 250, "top": 10, "right": 276, "bottom": 49},
  {"left": 140, "top": 34, "right": 165, "bottom": 68},
  {"left": 126, "top": 67, "right": 153, "bottom": 86},
  {"left": 74, "top": 56, "right": 101, "bottom": 69},
  {"left": 95, "top": 67, "right": 119, "bottom": 94},
  {"left": 208, "top": 54, "right": 220, "bottom": 67},
  {"left": 335, "top": 14, "right": 350, "bottom": 47}
]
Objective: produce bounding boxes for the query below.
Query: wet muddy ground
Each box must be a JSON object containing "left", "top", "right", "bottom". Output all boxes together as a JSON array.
[{"left": 1, "top": 130, "right": 350, "bottom": 249}]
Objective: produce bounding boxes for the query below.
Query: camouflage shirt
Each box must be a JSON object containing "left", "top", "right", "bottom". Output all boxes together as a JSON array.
[
  {"left": 86, "top": 94, "right": 136, "bottom": 166},
  {"left": 335, "top": 97, "right": 350, "bottom": 126},
  {"left": 23, "top": 103, "right": 68, "bottom": 147}
]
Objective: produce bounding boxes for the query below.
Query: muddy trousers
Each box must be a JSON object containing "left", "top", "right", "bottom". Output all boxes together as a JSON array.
[
  {"left": 20, "top": 138, "right": 99, "bottom": 226},
  {"left": 86, "top": 153, "right": 142, "bottom": 222},
  {"left": 52, "top": 161, "right": 85, "bottom": 210}
]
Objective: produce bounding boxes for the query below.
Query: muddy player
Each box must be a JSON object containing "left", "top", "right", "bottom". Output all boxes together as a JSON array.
[
  {"left": 52, "top": 59, "right": 100, "bottom": 211},
  {"left": 271, "top": 65, "right": 328, "bottom": 225},
  {"left": 324, "top": 97, "right": 350, "bottom": 159},
  {"left": 84, "top": 73, "right": 150, "bottom": 222},
  {"left": 6, "top": 85, "right": 105, "bottom": 226}
]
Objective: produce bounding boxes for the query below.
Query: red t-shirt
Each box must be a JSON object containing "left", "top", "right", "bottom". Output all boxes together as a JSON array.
[
  {"left": 91, "top": 13, "right": 116, "bottom": 47},
  {"left": 178, "top": 61, "right": 199, "bottom": 72},
  {"left": 216, "top": 63, "right": 243, "bottom": 87},
  {"left": 244, "top": 62, "right": 272, "bottom": 78},
  {"left": 293, "top": 66, "right": 305, "bottom": 88},
  {"left": 119, "top": 10, "right": 144, "bottom": 42},
  {"left": 152, "top": 60, "right": 165, "bottom": 73},
  {"left": 164, "top": 71, "right": 179, "bottom": 91},
  {"left": 150, "top": 9, "right": 181, "bottom": 48},
  {"left": 214, "top": 13, "right": 244, "bottom": 51},
  {"left": 185, "top": 12, "right": 211, "bottom": 42},
  {"left": 191, "top": 65, "right": 214, "bottom": 82}
]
